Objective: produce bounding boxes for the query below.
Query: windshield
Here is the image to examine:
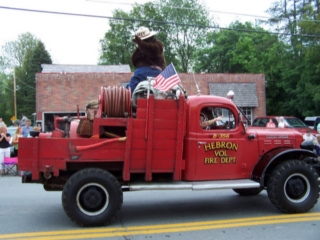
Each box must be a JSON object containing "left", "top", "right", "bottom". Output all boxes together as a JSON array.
[{"left": 284, "top": 118, "right": 308, "bottom": 128}]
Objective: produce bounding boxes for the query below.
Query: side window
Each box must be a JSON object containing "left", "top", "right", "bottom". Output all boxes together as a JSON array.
[
  {"left": 272, "top": 118, "right": 278, "bottom": 127},
  {"left": 260, "top": 118, "right": 269, "bottom": 127},
  {"left": 252, "top": 119, "right": 260, "bottom": 126},
  {"left": 200, "top": 107, "right": 236, "bottom": 130}
]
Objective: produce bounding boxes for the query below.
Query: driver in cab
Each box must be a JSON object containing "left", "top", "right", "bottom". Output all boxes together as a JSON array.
[{"left": 200, "top": 114, "right": 223, "bottom": 130}]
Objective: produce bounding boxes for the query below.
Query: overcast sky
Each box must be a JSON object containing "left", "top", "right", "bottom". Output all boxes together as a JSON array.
[{"left": 0, "top": 0, "right": 275, "bottom": 66}]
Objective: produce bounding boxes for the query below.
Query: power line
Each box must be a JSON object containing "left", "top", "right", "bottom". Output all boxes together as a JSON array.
[
  {"left": 15, "top": 77, "right": 35, "bottom": 89},
  {"left": 0, "top": 84, "right": 14, "bottom": 92},
  {"left": 0, "top": 6, "right": 320, "bottom": 38},
  {"left": 88, "top": 0, "right": 320, "bottom": 23}
]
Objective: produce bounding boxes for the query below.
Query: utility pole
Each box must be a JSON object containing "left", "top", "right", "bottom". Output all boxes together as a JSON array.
[{"left": 13, "top": 67, "right": 17, "bottom": 118}]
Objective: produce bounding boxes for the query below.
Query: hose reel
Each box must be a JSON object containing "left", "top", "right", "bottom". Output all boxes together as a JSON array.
[{"left": 98, "top": 86, "right": 131, "bottom": 118}]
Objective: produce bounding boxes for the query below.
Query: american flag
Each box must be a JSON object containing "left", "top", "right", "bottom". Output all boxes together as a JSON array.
[{"left": 153, "top": 63, "right": 181, "bottom": 92}]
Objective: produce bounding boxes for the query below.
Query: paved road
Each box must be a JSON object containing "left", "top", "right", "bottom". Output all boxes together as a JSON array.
[{"left": 0, "top": 176, "right": 319, "bottom": 240}]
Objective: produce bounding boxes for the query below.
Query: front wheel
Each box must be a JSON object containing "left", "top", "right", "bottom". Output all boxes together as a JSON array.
[
  {"left": 62, "top": 168, "right": 123, "bottom": 227},
  {"left": 267, "top": 160, "right": 320, "bottom": 213}
]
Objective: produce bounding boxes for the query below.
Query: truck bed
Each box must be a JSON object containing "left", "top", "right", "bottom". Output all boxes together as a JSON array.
[{"left": 18, "top": 96, "right": 186, "bottom": 182}]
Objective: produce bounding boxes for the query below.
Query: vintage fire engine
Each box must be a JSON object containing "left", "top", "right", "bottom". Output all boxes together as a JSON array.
[{"left": 18, "top": 84, "right": 320, "bottom": 227}]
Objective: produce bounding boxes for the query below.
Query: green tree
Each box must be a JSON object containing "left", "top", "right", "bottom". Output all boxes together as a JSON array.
[
  {"left": 99, "top": 0, "right": 212, "bottom": 72},
  {"left": 17, "top": 41, "right": 52, "bottom": 120},
  {"left": 194, "top": 21, "right": 278, "bottom": 74},
  {"left": 0, "top": 33, "right": 40, "bottom": 122},
  {"left": 158, "top": 0, "right": 211, "bottom": 72},
  {"left": 266, "top": 0, "right": 320, "bottom": 117},
  {"left": 0, "top": 73, "right": 14, "bottom": 125},
  {"left": 1, "top": 32, "right": 38, "bottom": 69}
]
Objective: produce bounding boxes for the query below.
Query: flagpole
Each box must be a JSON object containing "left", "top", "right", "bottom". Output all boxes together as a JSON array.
[
  {"left": 145, "top": 77, "right": 152, "bottom": 140},
  {"left": 171, "top": 63, "right": 188, "bottom": 98},
  {"left": 171, "top": 63, "right": 181, "bottom": 82}
]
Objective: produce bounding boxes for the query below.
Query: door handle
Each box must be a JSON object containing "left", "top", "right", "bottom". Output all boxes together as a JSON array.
[{"left": 198, "top": 142, "right": 207, "bottom": 145}]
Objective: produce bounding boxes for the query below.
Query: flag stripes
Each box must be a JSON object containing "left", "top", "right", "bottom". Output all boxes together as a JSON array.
[{"left": 153, "top": 63, "right": 181, "bottom": 92}]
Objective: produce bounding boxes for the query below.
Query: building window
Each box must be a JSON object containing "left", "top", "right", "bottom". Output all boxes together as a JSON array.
[{"left": 239, "top": 107, "right": 253, "bottom": 124}]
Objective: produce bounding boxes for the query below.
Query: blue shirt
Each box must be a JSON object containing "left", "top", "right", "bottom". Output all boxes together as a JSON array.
[
  {"left": 126, "top": 66, "right": 161, "bottom": 95},
  {"left": 22, "top": 126, "right": 33, "bottom": 138}
]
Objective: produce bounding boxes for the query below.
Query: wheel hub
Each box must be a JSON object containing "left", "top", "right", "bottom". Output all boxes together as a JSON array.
[
  {"left": 286, "top": 178, "right": 306, "bottom": 199},
  {"left": 82, "top": 187, "right": 103, "bottom": 209},
  {"left": 284, "top": 173, "right": 310, "bottom": 203},
  {"left": 76, "top": 183, "right": 109, "bottom": 216}
]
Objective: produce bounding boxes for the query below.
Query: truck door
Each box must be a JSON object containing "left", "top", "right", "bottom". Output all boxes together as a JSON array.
[{"left": 196, "top": 105, "right": 246, "bottom": 180}]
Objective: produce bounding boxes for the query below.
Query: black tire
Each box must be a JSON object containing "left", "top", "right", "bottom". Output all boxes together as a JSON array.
[
  {"left": 267, "top": 160, "right": 320, "bottom": 213},
  {"left": 233, "top": 187, "right": 263, "bottom": 196},
  {"left": 62, "top": 168, "right": 123, "bottom": 227}
]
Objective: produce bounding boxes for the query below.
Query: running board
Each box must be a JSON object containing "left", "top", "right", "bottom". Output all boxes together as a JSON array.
[{"left": 124, "top": 179, "right": 260, "bottom": 191}]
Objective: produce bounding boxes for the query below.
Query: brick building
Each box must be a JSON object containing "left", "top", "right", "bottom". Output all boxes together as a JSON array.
[{"left": 36, "top": 65, "right": 266, "bottom": 130}]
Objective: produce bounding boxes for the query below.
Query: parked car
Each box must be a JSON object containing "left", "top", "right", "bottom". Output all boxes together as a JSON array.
[
  {"left": 252, "top": 116, "right": 318, "bottom": 135},
  {"left": 304, "top": 116, "right": 320, "bottom": 132},
  {"left": 6, "top": 126, "right": 17, "bottom": 157}
]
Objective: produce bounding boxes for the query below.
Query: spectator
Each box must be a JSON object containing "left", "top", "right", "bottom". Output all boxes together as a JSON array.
[
  {"left": 11, "top": 127, "right": 23, "bottom": 157},
  {"left": 0, "top": 125, "right": 11, "bottom": 174},
  {"left": 37, "top": 123, "right": 42, "bottom": 133},
  {"left": 303, "top": 129, "right": 320, "bottom": 157},
  {"left": 278, "top": 116, "right": 289, "bottom": 128},
  {"left": 0, "top": 118, "right": 5, "bottom": 127},
  {"left": 12, "top": 119, "right": 20, "bottom": 127},
  {"left": 20, "top": 114, "right": 28, "bottom": 127},
  {"left": 22, "top": 120, "right": 33, "bottom": 138},
  {"left": 266, "top": 119, "right": 276, "bottom": 128}
]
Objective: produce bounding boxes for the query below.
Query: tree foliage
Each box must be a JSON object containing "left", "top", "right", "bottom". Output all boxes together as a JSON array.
[
  {"left": 1, "top": 32, "right": 38, "bottom": 69},
  {"left": 194, "top": 22, "right": 278, "bottom": 74},
  {"left": 0, "top": 73, "right": 14, "bottom": 125},
  {"left": 194, "top": 1, "right": 320, "bottom": 118},
  {"left": 18, "top": 41, "right": 52, "bottom": 120},
  {"left": 99, "top": 0, "right": 212, "bottom": 72},
  {"left": 265, "top": 0, "right": 320, "bottom": 117},
  {"left": 0, "top": 34, "right": 51, "bottom": 124}
]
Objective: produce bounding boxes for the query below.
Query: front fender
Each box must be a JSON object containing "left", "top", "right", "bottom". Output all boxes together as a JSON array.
[{"left": 251, "top": 147, "right": 317, "bottom": 187}]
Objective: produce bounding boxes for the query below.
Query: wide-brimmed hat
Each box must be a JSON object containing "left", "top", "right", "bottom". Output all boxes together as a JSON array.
[
  {"left": 227, "top": 90, "right": 234, "bottom": 96},
  {"left": 133, "top": 26, "right": 157, "bottom": 40}
]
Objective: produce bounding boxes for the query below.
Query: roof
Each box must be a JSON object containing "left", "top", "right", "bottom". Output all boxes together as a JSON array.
[
  {"left": 209, "top": 83, "right": 258, "bottom": 107},
  {"left": 188, "top": 95, "right": 238, "bottom": 109},
  {"left": 305, "top": 116, "right": 320, "bottom": 121},
  {"left": 41, "top": 64, "right": 131, "bottom": 73}
]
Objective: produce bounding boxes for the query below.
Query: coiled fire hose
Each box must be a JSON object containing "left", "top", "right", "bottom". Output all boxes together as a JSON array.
[{"left": 100, "top": 86, "right": 131, "bottom": 118}]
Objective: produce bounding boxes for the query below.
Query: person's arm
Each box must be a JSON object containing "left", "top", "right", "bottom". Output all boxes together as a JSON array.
[
  {"left": 0, "top": 133, "right": 4, "bottom": 142},
  {"left": 201, "top": 117, "right": 223, "bottom": 129},
  {"left": 133, "top": 36, "right": 163, "bottom": 57},
  {"left": 12, "top": 134, "right": 18, "bottom": 145},
  {"left": 1, "top": 133, "right": 10, "bottom": 142}
]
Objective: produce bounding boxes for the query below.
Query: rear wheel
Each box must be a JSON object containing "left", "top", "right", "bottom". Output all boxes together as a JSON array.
[
  {"left": 267, "top": 160, "right": 319, "bottom": 213},
  {"left": 62, "top": 168, "right": 123, "bottom": 227},
  {"left": 233, "top": 187, "right": 263, "bottom": 196}
]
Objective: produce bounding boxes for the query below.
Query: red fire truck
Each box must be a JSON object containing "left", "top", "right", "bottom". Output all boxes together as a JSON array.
[{"left": 18, "top": 86, "right": 320, "bottom": 227}]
